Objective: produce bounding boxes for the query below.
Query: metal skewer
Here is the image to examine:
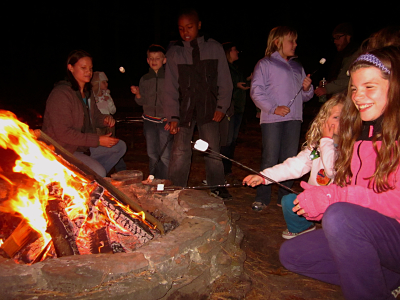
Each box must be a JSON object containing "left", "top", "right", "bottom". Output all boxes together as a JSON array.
[
  {"left": 287, "top": 58, "right": 326, "bottom": 108},
  {"left": 192, "top": 140, "right": 299, "bottom": 195}
]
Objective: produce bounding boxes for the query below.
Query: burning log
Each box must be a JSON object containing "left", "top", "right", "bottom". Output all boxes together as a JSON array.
[
  {"left": 101, "top": 194, "right": 154, "bottom": 244},
  {"left": 36, "top": 130, "right": 164, "bottom": 234},
  {"left": 89, "top": 227, "right": 113, "bottom": 254},
  {"left": 1, "top": 219, "right": 41, "bottom": 258},
  {"left": 46, "top": 199, "right": 80, "bottom": 257}
]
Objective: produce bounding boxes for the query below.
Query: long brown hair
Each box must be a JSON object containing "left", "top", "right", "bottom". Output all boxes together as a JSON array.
[{"left": 335, "top": 46, "right": 400, "bottom": 193}]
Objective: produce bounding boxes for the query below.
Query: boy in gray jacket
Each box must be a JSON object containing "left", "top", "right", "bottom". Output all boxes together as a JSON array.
[{"left": 131, "top": 44, "right": 171, "bottom": 179}]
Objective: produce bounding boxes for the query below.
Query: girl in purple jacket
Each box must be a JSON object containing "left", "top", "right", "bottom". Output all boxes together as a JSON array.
[
  {"left": 250, "top": 26, "right": 313, "bottom": 211},
  {"left": 281, "top": 46, "right": 400, "bottom": 299}
]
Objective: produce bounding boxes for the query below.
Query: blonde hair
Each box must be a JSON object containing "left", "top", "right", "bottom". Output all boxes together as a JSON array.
[
  {"left": 303, "top": 93, "right": 346, "bottom": 150},
  {"left": 265, "top": 26, "right": 297, "bottom": 57}
]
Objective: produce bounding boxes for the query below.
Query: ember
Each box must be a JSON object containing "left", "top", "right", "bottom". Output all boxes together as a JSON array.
[{"left": 0, "top": 110, "right": 157, "bottom": 264}]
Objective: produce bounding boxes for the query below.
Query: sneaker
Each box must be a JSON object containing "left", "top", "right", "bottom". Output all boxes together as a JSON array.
[
  {"left": 282, "top": 225, "right": 316, "bottom": 240},
  {"left": 392, "top": 285, "right": 400, "bottom": 298},
  {"left": 252, "top": 201, "right": 267, "bottom": 211},
  {"left": 209, "top": 187, "right": 233, "bottom": 201}
]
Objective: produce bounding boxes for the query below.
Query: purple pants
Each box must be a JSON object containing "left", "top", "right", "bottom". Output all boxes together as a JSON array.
[{"left": 279, "top": 202, "right": 400, "bottom": 299}]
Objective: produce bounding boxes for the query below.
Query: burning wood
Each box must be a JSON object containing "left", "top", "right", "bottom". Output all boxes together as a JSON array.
[
  {"left": 0, "top": 110, "right": 164, "bottom": 264},
  {"left": 46, "top": 198, "right": 80, "bottom": 257}
]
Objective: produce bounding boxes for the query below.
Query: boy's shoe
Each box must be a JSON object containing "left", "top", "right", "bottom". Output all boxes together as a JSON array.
[
  {"left": 282, "top": 225, "right": 316, "bottom": 240},
  {"left": 392, "top": 285, "right": 400, "bottom": 298},
  {"left": 209, "top": 187, "right": 233, "bottom": 201},
  {"left": 252, "top": 201, "right": 267, "bottom": 211}
]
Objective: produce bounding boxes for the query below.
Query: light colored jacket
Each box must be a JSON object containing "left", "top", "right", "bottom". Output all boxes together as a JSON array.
[{"left": 251, "top": 51, "right": 314, "bottom": 124}]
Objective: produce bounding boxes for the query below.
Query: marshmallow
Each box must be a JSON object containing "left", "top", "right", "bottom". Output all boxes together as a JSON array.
[
  {"left": 157, "top": 184, "right": 164, "bottom": 191},
  {"left": 119, "top": 66, "right": 125, "bottom": 73},
  {"left": 194, "top": 139, "right": 209, "bottom": 152},
  {"left": 319, "top": 58, "right": 326, "bottom": 65},
  {"left": 147, "top": 175, "right": 154, "bottom": 182}
]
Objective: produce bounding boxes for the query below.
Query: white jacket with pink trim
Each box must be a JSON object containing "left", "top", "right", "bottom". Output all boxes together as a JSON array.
[
  {"left": 260, "top": 137, "right": 336, "bottom": 187},
  {"left": 297, "top": 139, "right": 400, "bottom": 223}
]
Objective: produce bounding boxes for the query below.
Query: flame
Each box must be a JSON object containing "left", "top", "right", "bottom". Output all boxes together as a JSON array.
[
  {"left": 0, "top": 110, "right": 90, "bottom": 246},
  {"left": 0, "top": 239, "right": 3, "bottom": 247}
]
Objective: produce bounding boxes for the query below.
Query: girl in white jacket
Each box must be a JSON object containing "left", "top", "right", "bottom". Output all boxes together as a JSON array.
[{"left": 243, "top": 93, "right": 345, "bottom": 239}]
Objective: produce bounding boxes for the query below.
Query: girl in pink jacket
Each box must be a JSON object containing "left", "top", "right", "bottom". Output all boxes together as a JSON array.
[{"left": 280, "top": 47, "right": 400, "bottom": 300}]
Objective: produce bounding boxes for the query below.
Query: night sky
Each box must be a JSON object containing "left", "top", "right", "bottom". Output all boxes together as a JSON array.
[{"left": 1, "top": 0, "right": 398, "bottom": 119}]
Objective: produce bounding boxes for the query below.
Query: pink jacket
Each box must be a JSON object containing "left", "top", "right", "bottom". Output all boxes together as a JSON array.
[{"left": 297, "top": 140, "right": 400, "bottom": 222}]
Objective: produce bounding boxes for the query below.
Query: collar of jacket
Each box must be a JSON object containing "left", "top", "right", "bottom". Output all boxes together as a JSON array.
[
  {"left": 357, "top": 114, "right": 383, "bottom": 141},
  {"left": 147, "top": 66, "right": 165, "bottom": 78},
  {"left": 271, "top": 51, "right": 298, "bottom": 62}
]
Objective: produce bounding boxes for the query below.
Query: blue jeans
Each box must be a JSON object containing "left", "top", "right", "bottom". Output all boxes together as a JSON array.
[
  {"left": 280, "top": 203, "right": 400, "bottom": 299},
  {"left": 168, "top": 120, "right": 225, "bottom": 187},
  {"left": 90, "top": 140, "right": 126, "bottom": 175},
  {"left": 221, "top": 113, "right": 243, "bottom": 175},
  {"left": 143, "top": 120, "right": 172, "bottom": 179},
  {"left": 255, "top": 121, "right": 301, "bottom": 205},
  {"left": 282, "top": 193, "right": 314, "bottom": 233}
]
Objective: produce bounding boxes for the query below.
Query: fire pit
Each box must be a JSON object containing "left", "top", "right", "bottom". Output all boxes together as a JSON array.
[{"left": 0, "top": 111, "right": 245, "bottom": 299}]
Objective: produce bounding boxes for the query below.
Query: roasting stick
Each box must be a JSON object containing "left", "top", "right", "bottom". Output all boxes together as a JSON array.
[
  {"left": 192, "top": 139, "right": 299, "bottom": 195},
  {"left": 152, "top": 183, "right": 243, "bottom": 193},
  {"left": 287, "top": 58, "right": 326, "bottom": 108},
  {"left": 36, "top": 130, "right": 165, "bottom": 234}
]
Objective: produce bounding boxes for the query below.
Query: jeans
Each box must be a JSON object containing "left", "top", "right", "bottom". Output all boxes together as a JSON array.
[
  {"left": 220, "top": 113, "right": 243, "bottom": 175},
  {"left": 89, "top": 140, "right": 126, "bottom": 175},
  {"left": 143, "top": 120, "right": 172, "bottom": 179},
  {"left": 280, "top": 203, "right": 400, "bottom": 300},
  {"left": 282, "top": 193, "right": 314, "bottom": 233},
  {"left": 168, "top": 120, "right": 225, "bottom": 187},
  {"left": 255, "top": 120, "right": 301, "bottom": 205}
]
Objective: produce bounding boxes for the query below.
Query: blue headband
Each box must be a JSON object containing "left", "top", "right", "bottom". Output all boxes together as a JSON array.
[{"left": 354, "top": 53, "right": 391, "bottom": 74}]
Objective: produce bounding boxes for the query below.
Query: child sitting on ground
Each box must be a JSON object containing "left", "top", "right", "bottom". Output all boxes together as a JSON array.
[
  {"left": 131, "top": 45, "right": 171, "bottom": 179},
  {"left": 243, "top": 93, "right": 345, "bottom": 239}
]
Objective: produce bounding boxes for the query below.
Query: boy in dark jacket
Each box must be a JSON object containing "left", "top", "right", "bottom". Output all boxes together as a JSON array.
[
  {"left": 163, "top": 8, "right": 233, "bottom": 200},
  {"left": 131, "top": 44, "right": 172, "bottom": 179}
]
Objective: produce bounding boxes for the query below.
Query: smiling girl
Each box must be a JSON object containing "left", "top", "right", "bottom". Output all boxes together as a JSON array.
[
  {"left": 250, "top": 26, "right": 314, "bottom": 211},
  {"left": 280, "top": 46, "right": 400, "bottom": 300}
]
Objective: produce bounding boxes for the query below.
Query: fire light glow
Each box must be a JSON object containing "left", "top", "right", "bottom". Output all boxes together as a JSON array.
[{"left": 0, "top": 110, "right": 90, "bottom": 247}]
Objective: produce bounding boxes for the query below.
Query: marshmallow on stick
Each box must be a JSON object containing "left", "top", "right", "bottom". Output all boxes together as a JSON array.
[{"left": 192, "top": 139, "right": 298, "bottom": 194}]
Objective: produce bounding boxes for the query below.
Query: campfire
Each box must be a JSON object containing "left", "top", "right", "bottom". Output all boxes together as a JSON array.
[{"left": 0, "top": 110, "right": 159, "bottom": 264}]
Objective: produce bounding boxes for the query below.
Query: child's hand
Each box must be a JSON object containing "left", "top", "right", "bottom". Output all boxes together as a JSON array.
[
  {"left": 322, "top": 121, "right": 335, "bottom": 138},
  {"left": 164, "top": 122, "right": 171, "bottom": 131},
  {"left": 130, "top": 86, "right": 140, "bottom": 96},
  {"left": 243, "top": 174, "right": 263, "bottom": 187},
  {"left": 302, "top": 74, "right": 312, "bottom": 91},
  {"left": 237, "top": 82, "right": 250, "bottom": 90},
  {"left": 103, "top": 115, "right": 115, "bottom": 128},
  {"left": 169, "top": 121, "right": 180, "bottom": 135},
  {"left": 274, "top": 106, "right": 290, "bottom": 117}
]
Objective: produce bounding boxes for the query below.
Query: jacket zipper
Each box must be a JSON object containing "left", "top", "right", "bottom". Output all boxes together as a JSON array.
[{"left": 354, "top": 141, "right": 363, "bottom": 184}]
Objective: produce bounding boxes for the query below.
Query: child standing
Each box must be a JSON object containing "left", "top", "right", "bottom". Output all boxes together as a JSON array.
[
  {"left": 250, "top": 26, "right": 313, "bottom": 211},
  {"left": 243, "top": 94, "right": 344, "bottom": 238},
  {"left": 131, "top": 45, "right": 171, "bottom": 179},
  {"left": 280, "top": 47, "right": 400, "bottom": 299},
  {"left": 163, "top": 9, "right": 233, "bottom": 200}
]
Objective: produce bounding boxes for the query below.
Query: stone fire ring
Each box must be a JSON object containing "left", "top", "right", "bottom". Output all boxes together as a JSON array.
[{"left": 0, "top": 188, "right": 245, "bottom": 299}]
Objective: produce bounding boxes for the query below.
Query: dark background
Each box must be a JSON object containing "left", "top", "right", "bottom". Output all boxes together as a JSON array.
[{"left": 1, "top": 0, "right": 398, "bottom": 120}]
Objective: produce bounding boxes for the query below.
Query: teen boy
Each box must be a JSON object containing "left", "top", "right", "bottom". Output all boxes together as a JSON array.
[{"left": 163, "top": 9, "right": 233, "bottom": 200}]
